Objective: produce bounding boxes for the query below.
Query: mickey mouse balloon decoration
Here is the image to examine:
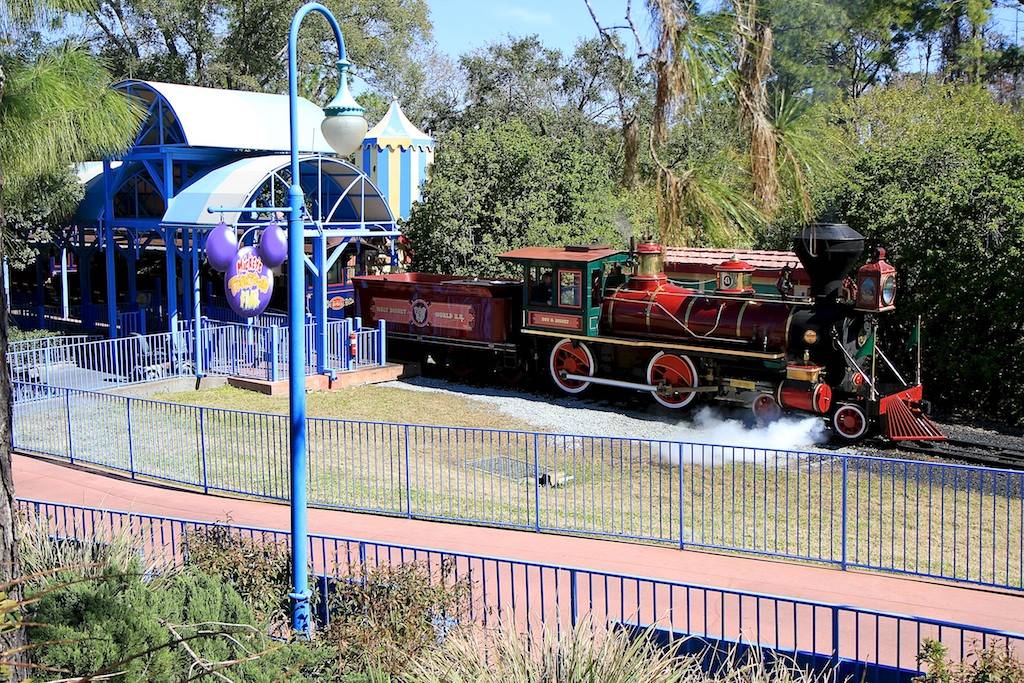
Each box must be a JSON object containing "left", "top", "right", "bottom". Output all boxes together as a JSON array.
[{"left": 206, "top": 220, "right": 286, "bottom": 318}]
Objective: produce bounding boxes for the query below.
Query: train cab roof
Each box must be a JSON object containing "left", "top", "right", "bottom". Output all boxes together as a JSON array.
[{"left": 499, "top": 245, "right": 627, "bottom": 264}]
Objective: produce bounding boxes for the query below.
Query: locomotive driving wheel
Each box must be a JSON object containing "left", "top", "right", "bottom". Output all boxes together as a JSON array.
[
  {"left": 832, "top": 404, "right": 868, "bottom": 441},
  {"left": 646, "top": 352, "right": 698, "bottom": 409},
  {"left": 548, "top": 339, "right": 594, "bottom": 394}
]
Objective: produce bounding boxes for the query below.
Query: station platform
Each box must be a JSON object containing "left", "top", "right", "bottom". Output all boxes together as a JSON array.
[{"left": 13, "top": 452, "right": 1024, "bottom": 635}]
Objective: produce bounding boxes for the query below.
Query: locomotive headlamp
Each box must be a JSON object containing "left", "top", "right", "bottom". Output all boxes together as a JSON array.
[
  {"left": 880, "top": 275, "right": 896, "bottom": 306},
  {"left": 803, "top": 329, "right": 818, "bottom": 345}
]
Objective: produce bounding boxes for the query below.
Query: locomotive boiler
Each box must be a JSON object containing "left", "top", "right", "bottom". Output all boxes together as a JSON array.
[{"left": 354, "top": 223, "right": 944, "bottom": 442}]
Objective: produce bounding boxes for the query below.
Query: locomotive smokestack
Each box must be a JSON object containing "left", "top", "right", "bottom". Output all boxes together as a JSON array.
[{"left": 792, "top": 223, "right": 865, "bottom": 299}]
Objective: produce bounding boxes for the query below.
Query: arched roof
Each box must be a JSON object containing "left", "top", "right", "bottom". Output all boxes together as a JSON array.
[
  {"left": 364, "top": 100, "right": 433, "bottom": 150},
  {"left": 117, "top": 80, "right": 335, "bottom": 153},
  {"left": 161, "top": 154, "right": 395, "bottom": 229}
]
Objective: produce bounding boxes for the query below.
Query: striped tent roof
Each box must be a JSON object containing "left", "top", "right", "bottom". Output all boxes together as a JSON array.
[{"left": 364, "top": 100, "right": 433, "bottom": 150}]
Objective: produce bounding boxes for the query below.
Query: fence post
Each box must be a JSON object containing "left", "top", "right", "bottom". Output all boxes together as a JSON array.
[
  {"left": 532, "top": 433, "right": 541, "bottom": 533},
  {"left": 678, "top": 444, "right": 686, "bottom": 550},
  {"left": 270, "top": 327, "right": 280, "bottom": 382},
  {"left": 377, "top": 319, "right": 387, "bottom": 367},
  {"left": 403, "top": 425, "right": 412, "bottom": 519},
  {"left": 841, "top": 457, "right": 849, "bottom": 571},
  {"left": 569, "top": 569, "right": 578, "bottom": 628},
  {"left": 64, "top": 389, "right": 74, "bottom": 464},
  {"left": 198, "top": 408, "right": 208, "bottom": 494},
  {"left": 125, "top": 398, "right": 135, "bottom": 479},
  {"left": 830, "top": 606, "right": 841, "bottom": 668}
]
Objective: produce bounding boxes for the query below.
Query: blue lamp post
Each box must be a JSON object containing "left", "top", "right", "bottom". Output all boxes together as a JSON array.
[{"left": 285, "top": 2, "right": 368, "bottom": 635}]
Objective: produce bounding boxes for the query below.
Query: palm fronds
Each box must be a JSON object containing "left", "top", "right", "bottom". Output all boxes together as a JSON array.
[
  {"left": 733, "top": 0, "right": 779, "bottom": 216},
  {"left": 0, "top": 44, "right": 143, "bottom": 196},
  {"left": 771, "top": 93, "right": 846, "bottom": 222}
]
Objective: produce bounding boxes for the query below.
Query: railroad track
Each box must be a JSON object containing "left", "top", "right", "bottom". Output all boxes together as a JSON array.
[{"left": 892, "top": 435, "right": 1024, "bottom": 470}]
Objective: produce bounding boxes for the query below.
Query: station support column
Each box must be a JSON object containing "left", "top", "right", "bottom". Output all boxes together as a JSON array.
[{"left": 313, "top": 235, "right": 328, "bottom": 374}]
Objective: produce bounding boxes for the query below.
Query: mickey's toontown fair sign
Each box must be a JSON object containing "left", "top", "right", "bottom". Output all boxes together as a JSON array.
[{"left": 206, "top": 220, "right": 288, "bottom": 317}]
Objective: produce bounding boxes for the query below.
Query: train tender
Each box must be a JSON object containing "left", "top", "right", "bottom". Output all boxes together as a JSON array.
[{"left": 353, "top": 223, "right": 945, "bottom": 442}]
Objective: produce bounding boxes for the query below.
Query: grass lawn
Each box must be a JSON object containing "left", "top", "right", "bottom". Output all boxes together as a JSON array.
[{"left": 157, "top": 385, "right": 539, "bottom": 431}]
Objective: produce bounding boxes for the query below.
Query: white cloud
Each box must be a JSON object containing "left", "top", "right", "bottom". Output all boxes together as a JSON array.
[{"left": 494, "top": 4, "right": 554, "bottom": 25}]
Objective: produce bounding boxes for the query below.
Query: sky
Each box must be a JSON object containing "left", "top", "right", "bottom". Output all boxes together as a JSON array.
[
  {"left": 427, "top": 0, "right": 652, "bottom": 59},
  {"left": 426, "top": 0, "right": 1024, "bottom": 64}
]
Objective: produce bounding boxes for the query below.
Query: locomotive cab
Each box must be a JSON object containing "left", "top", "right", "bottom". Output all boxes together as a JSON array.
[{"left": 500, "top": 245, "right": 630, "bottom": 338}]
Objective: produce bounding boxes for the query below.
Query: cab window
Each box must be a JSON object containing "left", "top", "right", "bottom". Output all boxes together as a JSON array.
[
  {"left": 558, "top": 270, "right": 582, "bottom": 308},
  {"left": 529, "top": 265, "right": 554, "bottom": 305},
  {"left": 590, "top": 269, "right": 603, "bottom": 306}
]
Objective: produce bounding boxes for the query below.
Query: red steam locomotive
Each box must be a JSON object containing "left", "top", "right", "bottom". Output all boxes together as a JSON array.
[{"left": 353, "top": 224, "right": 945, "bottom": 442}]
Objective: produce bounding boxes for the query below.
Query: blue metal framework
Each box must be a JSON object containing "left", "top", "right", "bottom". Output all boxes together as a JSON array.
[
  {"left": 42, "top": 79, "right": 398, "bottom": 355},
  {"left": 19, "top": 497, "right": 1024, "bottom": 681}
]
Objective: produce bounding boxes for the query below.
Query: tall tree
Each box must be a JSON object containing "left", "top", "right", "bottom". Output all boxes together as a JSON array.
[
  {"left": 646, "top": 0, "right": 761, "bottom": 245},
  {"left": 734, "top": 0, "right": 779, "bottom": 214},
  {"left": 0, "top": 3, "right": 143, "bottom": 672},
  {"left": 584, "top": 0, "right": 648, "bottom": 188},
  {"left": 71, "top": 0, "right": 432, "bottom": 101}
]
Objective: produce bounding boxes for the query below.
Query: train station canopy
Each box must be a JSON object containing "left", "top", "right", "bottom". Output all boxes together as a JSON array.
[
  {"left": 161, "top": 154, "right": 396, "bottom": 235},
  {"left": 123, "top": 80, "right": 334, "bottom": 153}
]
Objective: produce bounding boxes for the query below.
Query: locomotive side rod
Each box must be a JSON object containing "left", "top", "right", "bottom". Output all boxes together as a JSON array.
[{"left": 561, "top": 372, "right": 718, "bottom": 394}]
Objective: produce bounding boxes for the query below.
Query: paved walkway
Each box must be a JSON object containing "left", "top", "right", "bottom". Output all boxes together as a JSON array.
[{"left": 14, "top": 452, "right": 1024, "bottom": 634}]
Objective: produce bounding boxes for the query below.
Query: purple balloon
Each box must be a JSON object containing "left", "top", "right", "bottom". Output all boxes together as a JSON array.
[
  {"left": 206, "top": 221, "right": 238, "bottom": 272},
  {"left": 258, "top": 221, "right": 288, "bottom": 268},
  {"left": 224, "top": 246, "right": 274, "bottom": 318}
]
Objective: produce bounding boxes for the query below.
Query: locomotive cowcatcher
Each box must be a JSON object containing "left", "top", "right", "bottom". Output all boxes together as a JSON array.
[{"left": 353, "top": 223, "right": 945, "bottom": 442}]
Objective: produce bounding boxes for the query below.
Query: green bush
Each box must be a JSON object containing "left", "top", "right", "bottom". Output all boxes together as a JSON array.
[
  {"left": 323, "top": 560, "right": 470, "bottom": 677},
  {"left": 27, "top": 563, "right": 327, "bottom": 681},
  {"left": 7, "top": 326, "right": 62, "bottom": 342},
  {"left": 916, "top": 638, "right": 1024, "bottom": 682},
  {"left": 185, "top": 524, "right": 293, "bottom": 629},
  {"left": 768, "top": 82, "right": 1024, "bottom": 425},
  {"left": 404, "top": 118, "right": 624, "bottom": 279}
]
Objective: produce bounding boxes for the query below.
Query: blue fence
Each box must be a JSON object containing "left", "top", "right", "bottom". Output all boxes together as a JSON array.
[
  {"left": 16, "top": 498, "right": 1024, "bottom": 681},
  {"left": 6, "top": 319, "right": 386, "bottom": 392},
  {"left": 10, "top": 381, "right": 1024, "bottom": 592}
]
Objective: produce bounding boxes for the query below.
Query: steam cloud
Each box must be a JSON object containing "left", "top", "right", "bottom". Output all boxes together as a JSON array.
[{"left": 389, "top": 378, "right": 832, "bottom": 462}]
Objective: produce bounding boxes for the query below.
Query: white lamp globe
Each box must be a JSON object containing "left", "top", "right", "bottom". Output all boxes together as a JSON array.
[
  {"left": 322, "top": 58, "right": 368, "bottom": 157},
  {"left": 322, "top": 112, "right": 368, "bottom": 157}
]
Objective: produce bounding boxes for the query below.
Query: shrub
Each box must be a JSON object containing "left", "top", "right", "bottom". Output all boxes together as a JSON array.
[
  {"left": 916, "top": 639, "right": 1024, "bottom": 682},
  {"left": 18, "top": 517, "right": 330, "bottom": 681},
  {"left": 185, "top": 524, "right": 292, "bottom": 630},
  {"left": 404, "top": 118, "right": 623, "bottom": 279},
  {"left": 323, "top": 560, "right": 471, "bottom": 676},
  {"left": 409, "top": 619, "right": 833, "bottom": 683},
  {"left": 27, "top": 564, "right": 326, "bottom": 681},
  {"left": 7, "top": 326, "right": 63, "bottom": 342}
]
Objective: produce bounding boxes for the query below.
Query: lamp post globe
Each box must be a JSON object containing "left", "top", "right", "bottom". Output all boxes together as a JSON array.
[{"left": 321, "top": 58, "right": 367, "bottom": 156}]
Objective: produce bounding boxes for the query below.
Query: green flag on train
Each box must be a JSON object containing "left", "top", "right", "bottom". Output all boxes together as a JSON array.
[
  {"left": 856, "top": 331, "right": 875, "bottom": 359},
  {"left": 906, "top": 318, "right": 921, "bottom": 350}
]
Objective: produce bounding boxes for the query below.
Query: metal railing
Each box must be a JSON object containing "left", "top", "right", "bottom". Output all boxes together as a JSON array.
[
  {"left": 6, "top": 317, "right": 386, "bottom": 390},
  {"left": 8, "top": 335, "right": 99, "bottom": 354},
  {"left": 8, "top": 331, "right": 196, "bottom": 395},
  {"left": 10, "top": 382, "right": 1024, "bottom": 592},
  {"left": 16, "top": 497, "right": 1024, "bottom": 680}
]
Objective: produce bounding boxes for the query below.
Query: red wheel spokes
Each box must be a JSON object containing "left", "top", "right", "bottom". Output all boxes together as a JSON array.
[
  {"left": 651, "top": 355, "right": 694, "bottom": 404},
  {"left": 552, "top": 342, "right": 591, "bottom": 390}
]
